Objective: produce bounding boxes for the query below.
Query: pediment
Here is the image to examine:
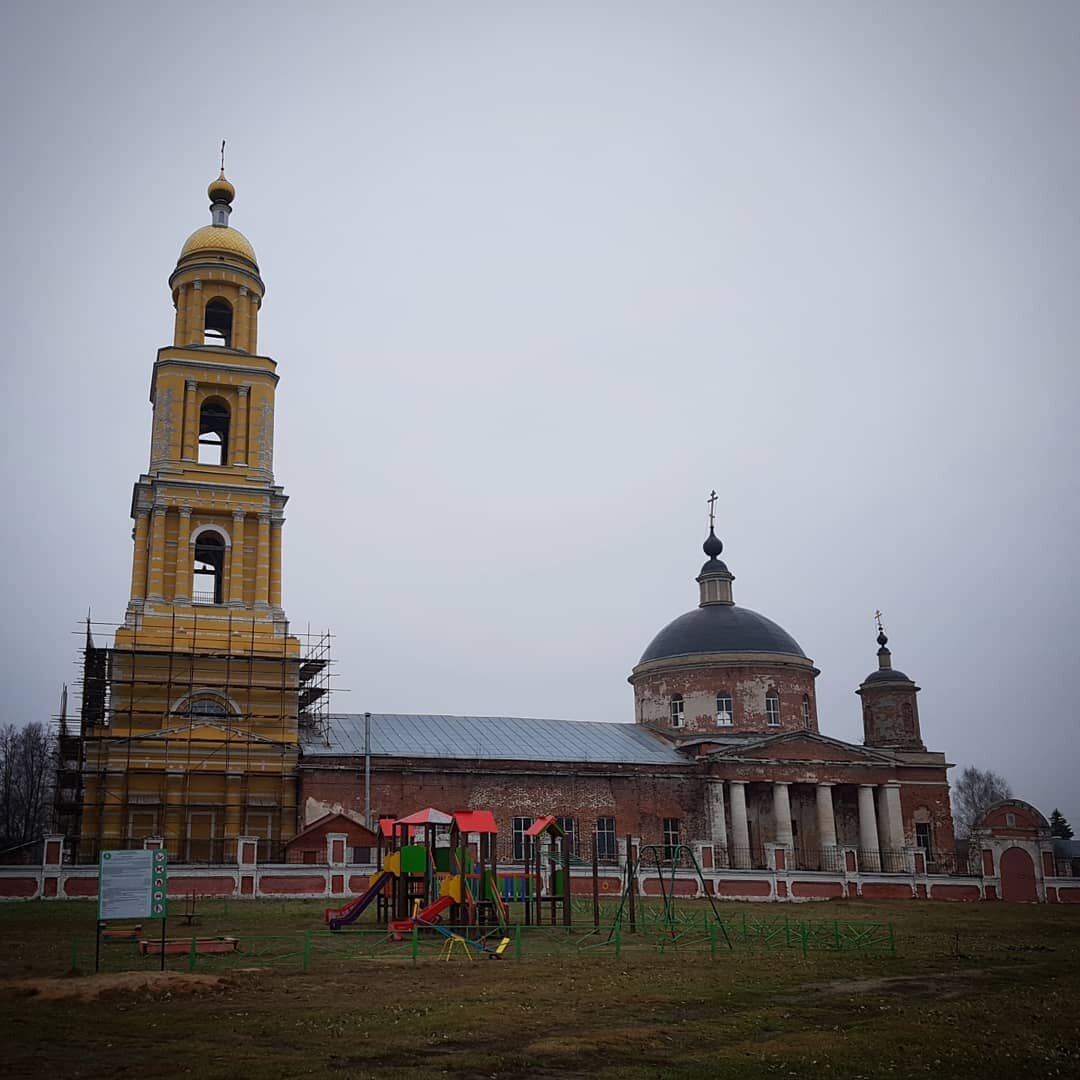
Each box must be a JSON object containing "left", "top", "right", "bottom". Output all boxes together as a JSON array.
[
  {"left": 708, "top": 730, "right": 894, "bottom": 765},
  {"left": 123, "top": 722, "right": 287, "bottom": 747}
]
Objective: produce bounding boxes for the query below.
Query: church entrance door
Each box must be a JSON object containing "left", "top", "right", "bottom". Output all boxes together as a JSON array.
[{"left": 999, "top": 846, "right": 1038, "bottom": 902}]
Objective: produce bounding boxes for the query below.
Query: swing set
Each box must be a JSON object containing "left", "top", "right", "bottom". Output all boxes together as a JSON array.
[{"left": 607, "top": 843, "right": 733, "bottom": 950}]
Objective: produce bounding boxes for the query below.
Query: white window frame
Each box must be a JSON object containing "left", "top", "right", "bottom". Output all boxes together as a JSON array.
[
  {"left": 556, "top": 816, "right": 577, "bottom": 857},
  {"left": 512, "top": 816, "right": 532, "bottom": 862},
  {"left": 595, "top": 816, "right": 617, "bottom": 860},
  {"left": 662, "top": 817, "right": 681, "bottom": 858},
  {"left": 716, "top": 691, "right": 733, "bottom": 726},
  {"left": 766, "top": 691, "right": 781, "bottom": 727},
  {"left": 670, "top": 695, "right": 685, "bottom": 728}
]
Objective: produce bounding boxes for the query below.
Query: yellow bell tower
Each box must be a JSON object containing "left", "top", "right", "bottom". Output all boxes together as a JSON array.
[{"left": 76, "top": 169, "right": 312, "bottom": 863}]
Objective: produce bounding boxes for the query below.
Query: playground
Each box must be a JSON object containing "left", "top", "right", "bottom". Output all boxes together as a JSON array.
[
  {"left": 1, "top": 896, "right": 1080, "bottom": 1078},
  {"left": 3, "top": 807, "right": 1080, "bottom": 1077}
]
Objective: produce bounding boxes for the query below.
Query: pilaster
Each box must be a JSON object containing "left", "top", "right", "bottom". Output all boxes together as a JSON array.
[
  {"left": 254, "top": 513, "right": 271, "bottom": 608},
  {"left": 174, "top": 507, "right": 192, "bottom": 601},
  {"left": 229, "top": 511, "right": 246, "bottom": 606},
  {"left": 146, "top": 506, "right": 167, "bottom": 601},
  {"left": 130, "top": 509, "right": 151, "bottom": 601},
  {"left": 182, "top": 378, "right": 198, "bottom": 461}
]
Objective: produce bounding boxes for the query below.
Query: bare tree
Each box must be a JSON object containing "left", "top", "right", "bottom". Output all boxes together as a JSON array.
[
  {"left": 0, "top": 722, "right": 53, "bottom": 852},
  {"left": 952, "top": 765, "right": 1012, "bottom": 837}
]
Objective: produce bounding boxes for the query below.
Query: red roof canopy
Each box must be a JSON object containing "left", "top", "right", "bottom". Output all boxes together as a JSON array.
[
  {"left": 452, "top": 809, "right": 498, "bottom": 834},
  {"left": 524, "top": 815, "right": 565, "bottom": 837}
]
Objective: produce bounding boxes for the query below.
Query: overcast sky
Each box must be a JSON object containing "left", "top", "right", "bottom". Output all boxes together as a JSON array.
[{"left": 2, "top": 2, "right": 1077, "bottom": 825}]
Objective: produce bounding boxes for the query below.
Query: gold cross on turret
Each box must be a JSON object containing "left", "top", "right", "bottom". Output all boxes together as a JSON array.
[
  {"left": 707, "top": 489, "right": 718, "bottom": 529},
  {"left": 874, "top": 609, "right": 884, "bottom": 632}
]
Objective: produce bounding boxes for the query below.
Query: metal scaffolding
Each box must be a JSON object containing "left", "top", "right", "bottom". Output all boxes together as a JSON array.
[{"left": 52, "top": 613, "right": 338, "bottom": 864}]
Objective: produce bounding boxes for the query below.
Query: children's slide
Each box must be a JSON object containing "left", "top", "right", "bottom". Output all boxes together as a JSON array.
[
  {"left": 325, "top": 869, "right": 394, "bottom": 931},
  {"left": 388, "top": 892, "right": 455, "bottom": 939},
  {"left": 414, "top": 893, "right": 455, "bottom": 924}
]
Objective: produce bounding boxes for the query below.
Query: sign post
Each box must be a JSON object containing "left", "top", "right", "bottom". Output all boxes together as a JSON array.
[{"left": 97, "top": 849, "right": 169, "bottom": 971}]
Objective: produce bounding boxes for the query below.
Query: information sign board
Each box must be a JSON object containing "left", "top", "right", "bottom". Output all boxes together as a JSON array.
[{"left": 99, "top": 849, "right": 168, "bottom": 920}]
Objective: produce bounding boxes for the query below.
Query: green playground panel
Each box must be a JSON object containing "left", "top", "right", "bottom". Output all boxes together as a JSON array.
[
  {"left": 433, "top": 847, "right": 452, "bottom": 873},
  {"left": 400, "top": 844, "right": 428, "bottom": 874}
]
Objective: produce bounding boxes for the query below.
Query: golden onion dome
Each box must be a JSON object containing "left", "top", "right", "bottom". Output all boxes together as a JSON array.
[
  {"left": 179, "top": 224, "right": 258, "bottom": 265},
  {"left": 208, "top": 170, "right": 235, "bottom": 204}
]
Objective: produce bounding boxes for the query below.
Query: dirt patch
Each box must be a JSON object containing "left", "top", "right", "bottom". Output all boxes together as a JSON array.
[
  {"left": 0, "top": 970, "right": 229, "bottom": 1003},
  {"left": 801, "top": 969, "right": 989, "bottom": 998}
]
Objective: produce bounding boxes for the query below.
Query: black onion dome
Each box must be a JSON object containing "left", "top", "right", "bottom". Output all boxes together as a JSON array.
[
  {"left": 639, "top": 605, "right": 807, "bottom": 664},
  {"left": 703, "top": 526, "right": 724, "bottom": 559}
]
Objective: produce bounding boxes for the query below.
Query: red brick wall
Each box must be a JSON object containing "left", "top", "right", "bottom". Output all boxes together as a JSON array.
[
  {"left": 791, "top": 881, "right": 844, "bottom": 899},
  {"left": 899, "top": 780, "right": 956, "bottom": 852},
  {"left": 259, "top": 874, "right": 326, "bottom": 895},
  {"left": 858, "top": 684, "right": 922, "bottom": 749},
  {"left": 930, "top": 883, "right": 982, "bottom": 901},
  {"left": 633, "top": 663, "right": 817, "bottom": 736},
  {"left": 0, "top": 877, "right": 36, "bottom": 897},
  {"left": 301, "top": 761, "right": 707, "bottom": 848},
  {"left": 63, "top": 877, "right": 99, "bottom": 897},
  {"left": 167, "top": 876, "right": 235, "bottom": 897}
]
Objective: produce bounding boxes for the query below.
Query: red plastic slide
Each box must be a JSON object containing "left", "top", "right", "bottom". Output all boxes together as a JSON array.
[{"left": 414, "top": 893, "right": 454, "bottom": 923}]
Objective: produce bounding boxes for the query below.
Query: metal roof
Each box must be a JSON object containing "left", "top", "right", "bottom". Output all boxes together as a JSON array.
[{"left": 302, "top": 714, "right": 692, "bottom": 766}]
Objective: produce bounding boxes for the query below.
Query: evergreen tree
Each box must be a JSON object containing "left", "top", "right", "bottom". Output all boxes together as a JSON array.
[{"left": 1049, "top": 808, "right": 1074, "bottom": 839}]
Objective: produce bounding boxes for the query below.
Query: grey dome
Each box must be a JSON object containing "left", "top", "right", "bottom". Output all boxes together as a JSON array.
[
  {"left": 861, "top": 667, "right": 912, "bottom": 684},
  {"left": 639, "top": 604, "right": 806, "bottom": 664}
]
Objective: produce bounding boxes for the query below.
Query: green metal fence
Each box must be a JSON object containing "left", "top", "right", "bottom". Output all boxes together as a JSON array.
[{"left": 72, "top": 913, "right": 894, "bottom": 974}]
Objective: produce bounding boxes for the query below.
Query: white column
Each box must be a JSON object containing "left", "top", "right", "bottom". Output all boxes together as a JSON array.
[
  {"left": 858, "top": 784, "right": 881, "bottom": 871},
  {"left": 816, "top": 782, "right": 837, "bottom": 851},
  {"left": 729, "top": 781, "right": 750, "bottom": 868},
  {"left": 705, "top": 780, "right": 727, "bottom": 847},
  {"left": 883, "top": 782, "right": 905, "bottom": 852},
  {"left": 772, "top": 782, "right": 793, "bottom": 848}
]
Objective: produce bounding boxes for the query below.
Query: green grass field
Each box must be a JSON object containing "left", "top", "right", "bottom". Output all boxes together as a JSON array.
[{"left": 1, "top": 897, "right": 1079, "bottom": 1078}]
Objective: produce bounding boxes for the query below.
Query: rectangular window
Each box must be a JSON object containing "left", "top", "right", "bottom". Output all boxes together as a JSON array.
[
  {"left": 556, "top": 816, "right": 577, "bottom": 857},
  {"left": 512, "top": 816, "right": 532, "bottom": 862},
  {"left": 663, "top": 817, "right": 681, "bottom": 859},
  {"left": 351, "top": 846, "right": 373, "bottom": 864},
  {"left": 716, "top": 692, "right": 733, "bottom": 726},
  {"left": 915, "top": 822, "right": 933, "bottom": 856},
  {"left": 186, "top": 810, "right": 217, "bottom": 862},
  {"left": 670, "top": 696, "right": 685, "bottom": 728},
  {"left": 595, "top": 816, "right": 617, "bottom": 861},
  {"left": 127, "top": 810, "right": 158, "bottom": 842},
  {"left": 766, "top": 693, "right": 781, "bottom": 726}
]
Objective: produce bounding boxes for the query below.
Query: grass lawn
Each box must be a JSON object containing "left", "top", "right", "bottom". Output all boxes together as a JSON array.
[{"left": 1, "top": 897, "right": 1078, "bottom": 1078}]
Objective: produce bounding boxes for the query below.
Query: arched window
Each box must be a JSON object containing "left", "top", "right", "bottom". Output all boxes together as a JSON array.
[
  {"left": 198, "top": 399, "right": 230, "bottom": 465},
  {"left": 670, "top": 694, "right": 685, "bottom": 728},
  {"left": 765, "top": 690, "right": 781, "bottom": 727},
  {"left": 187, "top": 698, "right": 227, "bottom": 719},
  {"left": 716, "top": 691, "right": 733, "bottom": 726},
  {"left": 801, "top": 695, "right": 812, "bottom": 728},
  {"left": 193, "top": 531, "right": 226, "bottom": 604},
  {"left": 203, "top": 297, "right": 233, "bottom": 347}
]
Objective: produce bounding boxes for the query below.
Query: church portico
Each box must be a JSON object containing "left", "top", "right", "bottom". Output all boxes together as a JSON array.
[{"left": 700, "top": 768, "right": 937, "bottom": 875}]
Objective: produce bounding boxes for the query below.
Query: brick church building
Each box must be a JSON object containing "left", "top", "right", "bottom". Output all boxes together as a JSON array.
[
  {"left": 300, "top": 525, "right": 956, "bottom": 876},
  {"left": 40, "top": 165, "right": 1011, "bottom": 902}
]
